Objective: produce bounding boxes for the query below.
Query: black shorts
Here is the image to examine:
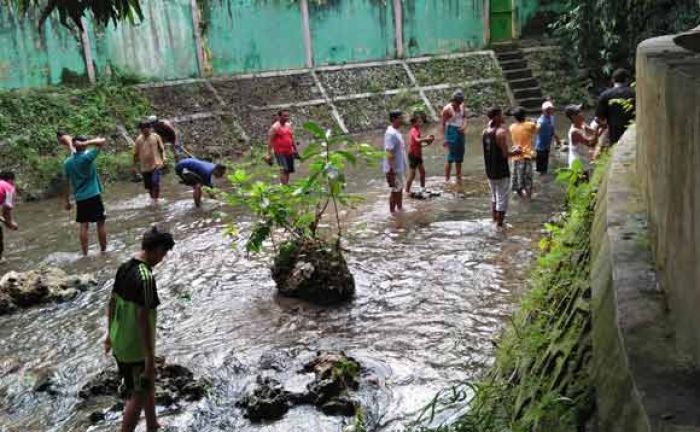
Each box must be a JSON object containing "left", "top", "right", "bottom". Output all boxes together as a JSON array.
[
  {"left": 142, "top": 169, "right": 161, "bottom": 191},
  {"left": 177, "top": 168, "right": 204, "bottom": 187},
  {"left": 408, "top": 154, "right": 423, "bottom": 169},
  {"left": 76, "top": 195, "right": 106, "bottom": 223},
  {"left": 275, "top": 153, "right": 295, "bottom": 173},
  {"left": 116, "top": 360, "right": 150, "bottom": 397}
]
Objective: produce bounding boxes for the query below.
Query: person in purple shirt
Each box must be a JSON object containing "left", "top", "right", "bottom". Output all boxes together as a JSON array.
[{"left": 175, "top": 158, "right": 226, "bottom": 207}]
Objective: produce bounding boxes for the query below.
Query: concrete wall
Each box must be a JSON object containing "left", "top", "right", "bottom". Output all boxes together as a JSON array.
[
  {"left": 636, "top": 35, "right": 700, "bottom": 365},
  {"left": 0, "top": 0, "right": 566, "bottom": 90}
]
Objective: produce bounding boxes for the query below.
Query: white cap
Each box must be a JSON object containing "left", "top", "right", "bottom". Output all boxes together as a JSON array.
[
  {"left": 147, "top": 115, "right": 158, "bottom": 123},
  {"left": 542, "top": 101, "right": 555, "bottom": 111}
]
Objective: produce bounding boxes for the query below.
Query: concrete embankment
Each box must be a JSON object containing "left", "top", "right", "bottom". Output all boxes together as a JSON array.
[{"left": 590, "top": 35, "right": 700, "bottom": 431}]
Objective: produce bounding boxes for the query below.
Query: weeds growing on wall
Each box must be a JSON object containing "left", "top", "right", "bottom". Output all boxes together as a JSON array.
[
  {"left": 413, "top": 157, "right": 610, "bottom": 432},
  {"left": 0, "top": 79, "right": 151, "bottom": 198}
]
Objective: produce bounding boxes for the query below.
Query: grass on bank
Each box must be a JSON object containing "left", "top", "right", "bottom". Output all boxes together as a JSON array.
[
  {"left": 414, "top": 157, "right": 609, "bottom": 432},
  {"left": 0, "top": 79, "right": 151, "bottom": 199}
]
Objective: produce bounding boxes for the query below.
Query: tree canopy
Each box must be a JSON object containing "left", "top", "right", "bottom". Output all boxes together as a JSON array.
[{"left": 2, "top": 0, "right": 143, "bottom": 30}]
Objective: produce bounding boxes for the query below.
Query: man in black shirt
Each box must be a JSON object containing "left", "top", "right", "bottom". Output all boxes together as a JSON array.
[
  {"left": 595, "top": 68, "right": 636, "bottom": 146},
  {"left": 482, "top": 107, "right": 522, "bottom": 229}
]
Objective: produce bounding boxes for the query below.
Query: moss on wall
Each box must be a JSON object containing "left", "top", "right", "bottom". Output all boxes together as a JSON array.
[{"left": 417, "top": 159, "right": 609, "bottom": 432}]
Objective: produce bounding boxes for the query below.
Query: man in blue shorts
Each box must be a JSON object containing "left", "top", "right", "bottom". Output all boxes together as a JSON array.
[
  {"left": 175, "top": 158, "right": 227, "bottom": 207},
  {"left": 441, "top": 90, "right": 468, "bottom": 184}
]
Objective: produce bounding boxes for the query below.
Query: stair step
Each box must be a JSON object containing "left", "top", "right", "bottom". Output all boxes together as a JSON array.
[
  {"left": 499, "top": 59, "right": 528, "bottom": 70},
  {"left": 505, "top": 69, "right": 533, "bottom": 80},
  {"left": 513, "top": 87, "right": 543, "bottom": 99},
  {"left": 508, "top": 78, "right": 538, "bottom": 89},
  {"left": 496, "top": 51, "right": 524, "bottom": 62},
  {"left": 491, "top": 43, "right": 518, "bottom": 53},
  {"left": 517, "top": 97, "right": 545, "bottom": 108}
]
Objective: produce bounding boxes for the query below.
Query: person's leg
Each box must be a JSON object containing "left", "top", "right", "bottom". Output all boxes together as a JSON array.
[
  {"left": 525, "top": 161, "right": 533, "bottom": 199},
  {"left": 121, "top": 394, "right": 145, "bottom": 432},
  {"left": 97, "top": 221, "right": 107, "bottom": 253},
  {"left": 193, "top": 184, "right": 202, "bottom": 207},
  {"left": 396, "top": 191, "right": 403, "bottom": 210},
  {"left": 418, "top": 164, "right": 426, "bottom": 189},
  {"left": 79, "top": 223, "right": 89, "bottom": 256},
  {"left": 444, "top": 161, "right": 452, "bottom": 182},
  {"left": 144, "top": 384, "right": 159, "bottom": 431},
  {"left": 455, "top": 163, "right": 463, "bottom": 184},
  {"left": 0, "top": 225, "right": 4, "bottom": 261},
  {"left": 543, "top": 150, "right": 549, "bottom": 174},
  {"left": 280, "top": 170, "right": 290, "bottom": 185},
  {"left": 389, "top": 192, "right": 396, "bottom": 213},
  {"left": 405, "top": 167, "right": 416, "bottom": 193}
]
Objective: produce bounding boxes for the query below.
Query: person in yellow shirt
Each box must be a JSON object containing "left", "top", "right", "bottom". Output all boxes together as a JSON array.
[
  {"left": 134, "top": 121, "right": 166, "bottom": 203},
  {"left": 509, "top": 107, "right": 537, "bottom": 199}
]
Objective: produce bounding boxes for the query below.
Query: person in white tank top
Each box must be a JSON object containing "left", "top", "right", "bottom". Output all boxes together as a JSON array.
[
  {"left": 564, "top": 104, "right": 601, "bottom": 171},
  {"left": 441, "top": 90, "right": 468, "bottom": 184}
]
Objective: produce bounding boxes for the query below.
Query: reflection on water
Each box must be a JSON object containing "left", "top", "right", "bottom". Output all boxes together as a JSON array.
[{"left": 0, "top": 124, "right": 566, "bottom": 431}]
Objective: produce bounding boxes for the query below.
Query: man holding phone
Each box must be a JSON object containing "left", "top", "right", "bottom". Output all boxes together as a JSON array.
[{"left": 104, "top": 226, "right": 175, "bottom": 432}]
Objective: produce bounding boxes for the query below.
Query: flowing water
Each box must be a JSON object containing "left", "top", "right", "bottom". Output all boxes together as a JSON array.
[{"left": 0, "top": 125, "right": 566, "bottom": 432}]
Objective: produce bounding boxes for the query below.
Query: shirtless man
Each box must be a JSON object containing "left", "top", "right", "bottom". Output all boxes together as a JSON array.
[{"left": 441, "top": 90, "right": 468, "bottom": 184}]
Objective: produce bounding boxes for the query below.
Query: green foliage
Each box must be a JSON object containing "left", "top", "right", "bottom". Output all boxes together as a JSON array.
[
  {"left": 551, "top": 0, "right": 700, "bottom": 82},
  {"left": 224, "top": 121, "right": 382, "bottom": 253},
  {"left": 525, "top": 49, "right": 595, "bottom": 107},
  {"left": 413, "top": 157, "right": 610, "bottom": 432},
  {"left": 0, "top": 80, "right": 151, "bottom": 197},
  {"left": 5, "top": 0, "right": 144, "bottom": 29}
]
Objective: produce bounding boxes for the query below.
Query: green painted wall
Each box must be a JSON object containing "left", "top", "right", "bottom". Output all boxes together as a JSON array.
[
  {"left": 0, "top": 10, "right": 86, "bottom": 89},
  {"left": 515, "top": 0, "right": 566, "bottom": 36},
  {"left": 309, "top": 0, "right": 395, "bottom": 65},
  {"left": 403, "top": 0, "right": 485, "bottom": 56},
  {"left": 204, "top": 0, "right": 306, "bottom": 74},
  {"left": 87, "top": 0, "right": 198, "bottom": 81}
]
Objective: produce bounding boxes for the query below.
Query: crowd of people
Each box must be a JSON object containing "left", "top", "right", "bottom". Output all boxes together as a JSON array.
[
  {"left": 381, "top": 68, "right": 636, "bottom": 228},
  {"left": 0, "top": 69, "right": 635, "bottom": 431}
]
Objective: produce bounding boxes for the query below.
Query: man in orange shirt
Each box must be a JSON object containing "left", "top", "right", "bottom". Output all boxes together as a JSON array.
[{"left": 509, "top": 107, "right": 537, "bottom": 199}]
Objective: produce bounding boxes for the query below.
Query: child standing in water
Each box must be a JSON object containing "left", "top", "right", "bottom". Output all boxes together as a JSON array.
[{"left": 405, "top": 112, "right": 435, "bottom": 195}]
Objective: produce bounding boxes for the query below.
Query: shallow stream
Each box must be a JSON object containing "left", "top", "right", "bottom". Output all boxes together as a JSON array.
[{"left": 0, "top": 125, "right": 566, "bottom": 432}]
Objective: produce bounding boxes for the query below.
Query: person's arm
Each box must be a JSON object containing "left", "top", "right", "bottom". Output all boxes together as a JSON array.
[
  {"left": 571, "top": 129, "right": 597, "bottom": 148},
  {"left": 157, "top": 136, "right": 166, "bottom": 168},
  {"left": 459, "top": 111, "right": 468, "bottom": 134},
  {"left": 441, "top": 107, "right": 450, "bottom": 137},
  {"left": 104, "top": 294, "right": 115, "bottom": 354},
  {"left": 267, "top": 125, "right": 277, "bottom": 157}
]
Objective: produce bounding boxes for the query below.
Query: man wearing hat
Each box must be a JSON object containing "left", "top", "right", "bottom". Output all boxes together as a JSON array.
[
  {"left": 441, "top": 90, "right": 468, "bottom": 184},
  {"left": 565, "top": 104, "right": 601, "bottom": 170},
  {"left": 535, "top": 101, "right": 561, "bottom": 175}
]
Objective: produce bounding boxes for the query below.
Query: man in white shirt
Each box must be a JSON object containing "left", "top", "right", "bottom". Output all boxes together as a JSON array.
[{"left": 383, "top": 110, "right": 407, "bottom": 214}]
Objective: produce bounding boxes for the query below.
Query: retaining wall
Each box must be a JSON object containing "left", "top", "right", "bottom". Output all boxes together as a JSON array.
[
  {"left": 0, "top": 0, "right": 562, "bottom": 90},
  {"left": 590, "top": 35, "right": 700, "bottom": 431}
]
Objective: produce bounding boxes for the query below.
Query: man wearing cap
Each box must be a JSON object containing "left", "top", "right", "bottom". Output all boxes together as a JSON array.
[
  {"left": 482, "top": 107, "right": 522, "bottom": 228},
  {"left": 134, "top": 121, "right": 165, "bottom": 203},
  {"left": 148, "top": 115, "right": 191, "bottom": 161},
  {"left": 383, "top": 110, "right": 407, "bottom": 213},
  {"left": 595, "top": 68, "right": 635, "bottom": 147},
  {"left": 565, "top": 104, "right": 602, "bottom": 171},
  {"left": 441, "top": 90, "right": 468, "bottom": 184},
  {"left": 535, "top": 101, "right": 561, "bottom": 175}
]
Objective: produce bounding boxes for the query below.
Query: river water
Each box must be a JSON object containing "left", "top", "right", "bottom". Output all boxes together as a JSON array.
[{"left": 0, "top": 125, "right": 565, "bottom": 432}]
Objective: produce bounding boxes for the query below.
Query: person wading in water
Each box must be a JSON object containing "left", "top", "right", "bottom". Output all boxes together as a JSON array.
[
  {"left": 441, "top": 90, "right": 467, "bottom": 185},
  {"left": 383, "top": 110, "right": 407, "bottom": 214},
  {"left": 482, "top": 107, "right": 522, "bottom": 229},
  {"left": 59, "top": 131, "right": 109, "bottom": 256},
  {"left": 134, "top": 121, "right": 165, "bottom": 204},
  {"left": 105, "top": 226, "right": 175, "bottom": 432},
  {"left": 266, "top": 110, "right": 298, "bottom": 185}
]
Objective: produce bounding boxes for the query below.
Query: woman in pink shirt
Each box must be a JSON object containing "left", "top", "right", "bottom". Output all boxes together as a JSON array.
[{"left": 0, "top": 171, "right": 18, "bottom": 262}]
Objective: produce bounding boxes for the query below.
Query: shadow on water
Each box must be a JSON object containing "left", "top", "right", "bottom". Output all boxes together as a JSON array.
[{"left": 0, "top": 122, "right": 567, "bottom": 431}]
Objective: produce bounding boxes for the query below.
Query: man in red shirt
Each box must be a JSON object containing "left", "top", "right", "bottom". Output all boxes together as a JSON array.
[
  {"left": 405, "top": 112, "right": 434, "bottom": 194},
  {"left": 267, "top": 110, "right": 297, "bottom": 185}
]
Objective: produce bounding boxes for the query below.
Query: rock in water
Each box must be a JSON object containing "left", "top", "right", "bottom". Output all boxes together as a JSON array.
[
  {"left": 271, "top": 241, "right": 355, "bottom": 305},
  {"left": 303, "top": 351, "right": 361, "bottom": 416},
  {"left": 0, "top": 267, "right": 96, "bottom": 313},
  {"left": 238, "top": 377, "right": 292, "bottom": 422}
]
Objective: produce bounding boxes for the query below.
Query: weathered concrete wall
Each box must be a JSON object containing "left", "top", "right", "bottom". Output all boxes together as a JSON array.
[
  {"left": 591, "top": 127, "right": 700, "bottom": 431},
  {"left": 636, "top": 36, "right": 700, "bottom": 364}
]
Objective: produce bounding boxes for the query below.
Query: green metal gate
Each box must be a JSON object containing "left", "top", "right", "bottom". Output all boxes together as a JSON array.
[{"left": 490, "top": 0, "right": 513, "bottom": 42}]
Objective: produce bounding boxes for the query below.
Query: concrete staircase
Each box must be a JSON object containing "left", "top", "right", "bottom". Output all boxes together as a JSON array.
[{"left": 492, "top": 42, "right": 543, "bottom": 114}]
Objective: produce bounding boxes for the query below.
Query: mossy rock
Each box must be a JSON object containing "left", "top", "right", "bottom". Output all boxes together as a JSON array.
[{"left": 271, "top": 240, "right": 355, "bottom": 305}]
